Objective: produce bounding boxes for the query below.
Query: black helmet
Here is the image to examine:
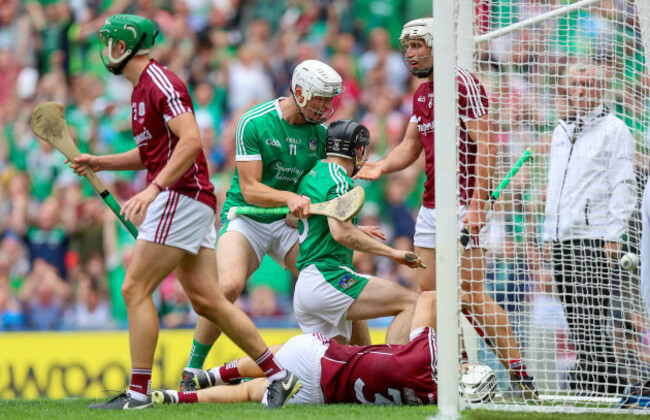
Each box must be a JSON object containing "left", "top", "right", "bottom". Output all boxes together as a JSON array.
[{"left": 326, "top": 120, "right": 370, "bottom": 176}]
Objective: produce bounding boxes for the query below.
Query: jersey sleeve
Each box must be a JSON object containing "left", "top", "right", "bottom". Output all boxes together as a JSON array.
[
  {"left": 149, "top": 67, "right": 194, "bottom": 122},
  {"left": 457, "top": 67, "right": 489, "bottom": 122},
  {"left": 235, "top": 117, "right": 262, "bottom": 162},
  {"left": 325, "top": 164, "right": 355, "bottom": 201}
]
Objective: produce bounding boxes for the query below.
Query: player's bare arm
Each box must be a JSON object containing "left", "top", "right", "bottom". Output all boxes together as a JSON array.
[
  {"left": 122, "top": 112, "right": 203, "bottom": 223},
  {"left": 463, "top": 114, "right": 497, "bottom": 234},
  {"left": 355, "top": 122, "right": 422, "bottom": 180},
  {"left": 66, "top": 147, "right": 145, "bottom": 175},
  {"left": 237, "top": 160, "right": 311, "bottom": 218},
  {"left": 328, "top": 217, "right": 421, "bottom": 268}
]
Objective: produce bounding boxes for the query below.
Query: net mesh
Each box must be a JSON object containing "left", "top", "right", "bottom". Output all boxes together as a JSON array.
[{"left": 453, "top": 0, "right": 650, "bottom": 411}]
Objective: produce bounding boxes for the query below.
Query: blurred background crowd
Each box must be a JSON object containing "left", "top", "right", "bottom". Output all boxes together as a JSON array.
[
  {"left": 1, "top": 1, "right": 650, "bottom": 388},
  {"left": 0, "top": 0, "right": 431, "bottom": 331}
]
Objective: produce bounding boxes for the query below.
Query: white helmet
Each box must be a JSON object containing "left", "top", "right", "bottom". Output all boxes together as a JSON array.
[
  {"left": 459, "top": 363, "right": 498, "bottom": 403},
  {"left": 291, "top": 60, "right": 344, "bottom": 123},
  {"left": 399, "top": 18, "right": 433, "bottom": 47},
  {"left": 399, "top": 18, "right": 434, "bottom": 78}
]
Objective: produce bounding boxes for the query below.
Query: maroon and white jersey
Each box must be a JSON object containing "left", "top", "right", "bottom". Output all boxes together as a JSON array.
[
  {"left": 131, "top": 59, "right": 216, "bottom": 211},
  {"left": 411, "top": 67, "right": 489, "bottom": 208},
  {"left": 320, "top": 327, "right": 438, "bottom": 405}
]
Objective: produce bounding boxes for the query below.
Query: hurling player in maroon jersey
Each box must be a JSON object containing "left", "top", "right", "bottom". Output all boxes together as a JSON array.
[
  {"left": 354, "top": 18, "right": 536, "bottom": 397},
  {"left": 67, "top": 14, "right": 301, "bottom": 409},
  {"left": 150, "top": 290, "right": 497, "bottom": 406}
]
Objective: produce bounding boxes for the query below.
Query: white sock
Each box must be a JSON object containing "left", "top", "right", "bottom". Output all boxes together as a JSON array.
[
  {"left": 127, "top": 389, "right": 148, "bottom": 401},
  {"left": 184, "top": 367, "right": 202, "bottom": 375},
  {"left": 167, "top": 390, "right": 179, "bottom": 403},
  {"left": 267, "top": 369, "right": 288, "bottom": 383},
  {"left": 207, "top": 367, "right": 227, "bottom": 386}
]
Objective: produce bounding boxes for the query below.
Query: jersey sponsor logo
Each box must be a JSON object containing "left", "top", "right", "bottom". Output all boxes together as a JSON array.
[
  {"left": 415, "top": 116, "right": 434, "bottom": 135},
  {"left": 286, "top": 137, "right": 302, "bottom": 145},
  {"left": 418, "top": 95, "right": 426, "bottom": 103},
  {"left": 267, "top": 159, "right": 303, "bottom": 183},
  {"left": 265, "top": 138, "right": 281, "bottom": 147},
  {"left": 309, "top": 139, "right": 317, "bottom": 151},
  {"left": 134, "top": 127, "right": 153, "bottom": 146},
  {"left": 337, "top": 274, "right": 357, "bottom": 290}
]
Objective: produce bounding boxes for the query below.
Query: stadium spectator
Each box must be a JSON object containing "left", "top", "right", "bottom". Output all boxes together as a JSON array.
[
  {"left": 64, "top": 271, "right": 112, "bottom": 329},
  {"left": 19, "top": 259, "right": 71, "bottom": 331},
  {"left": 543, "top": 61, "right": 636, "bottom": 396}
]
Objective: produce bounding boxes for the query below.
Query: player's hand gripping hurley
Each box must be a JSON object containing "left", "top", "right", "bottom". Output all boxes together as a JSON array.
[
  {"left": 227, "top": 186, "right": 366, "bottom": 222},
  {"left": 31, "top": 102, "right": 139, "bottom": 239},
  {"left": 460, "top": 148, "right": 533, "bottom": 247}
]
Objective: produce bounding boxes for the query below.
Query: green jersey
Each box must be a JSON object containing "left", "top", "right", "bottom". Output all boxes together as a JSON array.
[
  {"left": 296, "top": 160, "right": 356, "bottom": 273},
  {"left": 220, "top": 99, "right": 327, "bottom": 224}
]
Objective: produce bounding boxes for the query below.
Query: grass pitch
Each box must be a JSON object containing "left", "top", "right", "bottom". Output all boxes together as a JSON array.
[{"left": 1, "top": 399, "right": 648, "bottom": 420}]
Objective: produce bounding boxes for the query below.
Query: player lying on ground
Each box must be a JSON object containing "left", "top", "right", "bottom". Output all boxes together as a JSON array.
[
  {"left": 151, "top": 291, "right": 497, "bottom": 406},
  {"left": 291, "top": 119, "right": 421, "bottom": 344}
]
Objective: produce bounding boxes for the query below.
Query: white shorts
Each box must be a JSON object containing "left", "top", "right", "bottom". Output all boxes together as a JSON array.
[
  {"left": 293, "top": 264, "right": 370, "bottom": 342},
  {"left": 261, "top": 333, "right": 328, "bottom": 406},
  {"left": 138, "top": 191, "right": 217, "bottom": 254},
  {"left": 219, "top": 216, "right": 297, "bottom": 268},
  {"left": 413, "top": 205, "right": 489, "bottom": 250}
]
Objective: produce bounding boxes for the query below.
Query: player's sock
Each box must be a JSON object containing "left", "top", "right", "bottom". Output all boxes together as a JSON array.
[
  {"left": 255, "top": 348, "right": 286, "bottom": 381},
  {"left": 186, "top": 339, "right": 213, "bottom": 371},
  {"left": 209, "top": 360, "right": 242, "bottom": 385},
  {"left": 128, "top": 368, "right": 151, "bottom": 401},
  {"left": 178, "top": 391, "right": 199, "bottom": 403},
  {"left": 508, "top": 358, "right": 530, "bottom": 379}
]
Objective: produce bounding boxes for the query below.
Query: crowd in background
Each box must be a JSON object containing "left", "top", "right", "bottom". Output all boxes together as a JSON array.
[
  {"left": 1, "top": 1, "right": 650, "bottom": 389},
  {"left": 0, "top": 0, "right": 430, "bottom": 331}
]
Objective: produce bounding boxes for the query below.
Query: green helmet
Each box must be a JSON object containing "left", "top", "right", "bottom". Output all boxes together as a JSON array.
[{"left": 98, "top": 14, "right": 158, "bottom": 75}]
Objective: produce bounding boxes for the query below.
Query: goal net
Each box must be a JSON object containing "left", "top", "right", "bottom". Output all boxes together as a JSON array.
[{"left": 444, "top": 0, "right": 650, "bottom": 413}]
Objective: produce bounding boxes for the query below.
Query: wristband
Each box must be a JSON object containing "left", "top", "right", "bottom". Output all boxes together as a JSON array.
[{"left": 151, "top": 180, "right": 164, "bottom": 192}]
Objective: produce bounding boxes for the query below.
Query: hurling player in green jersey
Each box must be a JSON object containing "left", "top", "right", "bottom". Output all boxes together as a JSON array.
[
  {"left": 293, "top": 120, "right": 422, "bottom": 344},
  {"left": 180, "top": 61, "right": 378, "bottom": 390}
]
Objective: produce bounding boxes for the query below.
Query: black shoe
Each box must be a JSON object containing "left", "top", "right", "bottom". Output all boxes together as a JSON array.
[
  {"left": 511, "top": 373, "right": 539, "bottom": 401},
  {"left": 193, "top": 371, "right": 218, "bottom": 390},
  {"left": 87, "top": 392, "right": 152, "bottom": 410},
  {"left": 180, "top": 370, "right": 197, "bottom": 392},
  {"left": 151, "top": 390, "right": 178, "bottom": 405},
  {"left": 266, "top": 371, "right": 302, "bottom": 409}
]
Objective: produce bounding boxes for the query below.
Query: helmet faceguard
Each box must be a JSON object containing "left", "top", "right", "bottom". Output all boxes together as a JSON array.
[
  {"left": 459, "top": 363, "right": 498, "bottom": 403},
  {"left": 99, "top": 14, "right": 158, "bottom": 75},
  {"left": 399, "top": 18, "right": 433, "bottom": 79},
  {"left": 291, "top": 60, "right": 344, "bottom": 124},
  {"left": 326, "top": 120, "right": 370, "bottom": 177}
]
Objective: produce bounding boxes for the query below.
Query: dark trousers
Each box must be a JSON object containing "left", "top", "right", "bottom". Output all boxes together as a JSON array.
[{"left": 551, "top": 239, "right": 625, "bottom": 395}]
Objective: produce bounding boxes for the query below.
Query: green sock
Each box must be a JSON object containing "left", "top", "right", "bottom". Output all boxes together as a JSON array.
[{"left": 186, "top": 339, "right": 213, "bottom": 370}]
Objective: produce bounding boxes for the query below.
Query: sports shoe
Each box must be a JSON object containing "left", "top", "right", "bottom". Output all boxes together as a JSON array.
[
  {"left": 151, "top": 390, "right": 178, "bottom": 405},
  {"left": 511, "top": 373, "right": 539, "bottom": 401},
  {"left": 266, "top": 371, "right": 302, "bottom": 409},
  {"left": 87, "top": 392, "right": 152, "bottom": 410},
  {"left": 618, "top": 381, "right": 650, "bottom": 409},
  {"left": 193, "top": 371, "right": 218, "bottom": 390},
  {"left": 179, "top": 370, "right": 197, "bottom": 392}
]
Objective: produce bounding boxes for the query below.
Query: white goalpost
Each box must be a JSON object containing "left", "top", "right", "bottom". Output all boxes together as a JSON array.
[{"left": 436, "top": 0, "right": 650, "bottom": 415}]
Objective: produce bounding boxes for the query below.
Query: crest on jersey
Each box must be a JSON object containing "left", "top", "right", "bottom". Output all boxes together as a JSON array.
[
  {"left": 309, "top": 139, "right": 317, "bottom": 151},
  {"left": 139, "top": 102, "right": 145, "bottom": 116}
]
